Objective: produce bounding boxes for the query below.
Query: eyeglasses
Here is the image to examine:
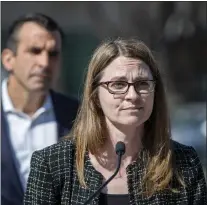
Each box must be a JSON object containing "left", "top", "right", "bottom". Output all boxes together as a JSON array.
[{"left": 97, "top": 80, "right": 156, "bottom": 94}]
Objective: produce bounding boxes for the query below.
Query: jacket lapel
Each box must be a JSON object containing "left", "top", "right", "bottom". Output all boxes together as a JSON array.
[
  {"left": 1, "top": 105, "right": 24, "bottom": 200},
  {"left": 50, "top": 90, "right": 71, "bottom": 140}
]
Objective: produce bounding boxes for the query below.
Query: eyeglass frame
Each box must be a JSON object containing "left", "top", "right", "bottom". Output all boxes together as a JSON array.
[{"left": 97, "top": 80, "right": 156, "bottom": 95}]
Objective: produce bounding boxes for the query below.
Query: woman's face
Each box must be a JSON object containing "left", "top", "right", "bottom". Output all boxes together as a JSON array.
[{"left": 98, "top": 56, "right": 155, "bottom": 128}]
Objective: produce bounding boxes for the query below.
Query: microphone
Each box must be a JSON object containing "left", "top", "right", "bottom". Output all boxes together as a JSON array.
[{"left": 83, "top": 141, "right": 126, "bottom": 205}]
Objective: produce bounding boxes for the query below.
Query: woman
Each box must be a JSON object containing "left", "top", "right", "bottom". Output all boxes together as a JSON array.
[{"left": 24, "top": 38, "right": 207, "bottom": 204}]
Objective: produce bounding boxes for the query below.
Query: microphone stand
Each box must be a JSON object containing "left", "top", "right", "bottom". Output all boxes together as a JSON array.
[{"left": 83, "top": 152, "right": 124, "bottom": 205}]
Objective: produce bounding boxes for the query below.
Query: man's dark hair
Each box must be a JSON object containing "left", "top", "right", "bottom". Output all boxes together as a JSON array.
[{"left": 6, "top": 13, "right": 64, "bottom": 53}]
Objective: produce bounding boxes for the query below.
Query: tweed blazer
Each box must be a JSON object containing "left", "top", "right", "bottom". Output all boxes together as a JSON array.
[{"left": 24, "top": 139, "right": 207, "bottom": 205}]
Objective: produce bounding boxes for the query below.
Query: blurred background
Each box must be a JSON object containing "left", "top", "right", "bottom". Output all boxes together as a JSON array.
[{"left": 1, "top": 2, "right": 206, "bottom": 176}]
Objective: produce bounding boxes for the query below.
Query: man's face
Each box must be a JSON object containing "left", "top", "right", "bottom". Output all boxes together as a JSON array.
[{"left": 4, "top": 22, "right": 62, "bottom": 93}]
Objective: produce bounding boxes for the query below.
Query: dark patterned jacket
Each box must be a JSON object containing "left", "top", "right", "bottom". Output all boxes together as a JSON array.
[{"left": 24, "top": 139, "right": 207, "bottom": 205}]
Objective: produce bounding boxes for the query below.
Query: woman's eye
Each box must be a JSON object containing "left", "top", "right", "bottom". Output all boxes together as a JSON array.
[
  {"left": 139, "top": 81, "right": 150, "bottom": 88},
  {"left": 112, "top": 82, "right": 126, "bottom": 89}
]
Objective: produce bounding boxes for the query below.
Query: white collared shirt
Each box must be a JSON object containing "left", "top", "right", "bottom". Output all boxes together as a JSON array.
[{"left": 1, "top": 79, "right": 58, "bottom": 191}]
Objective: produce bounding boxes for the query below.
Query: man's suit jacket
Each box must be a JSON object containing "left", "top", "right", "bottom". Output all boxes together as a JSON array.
[{"left": 1, "top": 90, "right": 79, "bottom": 205}]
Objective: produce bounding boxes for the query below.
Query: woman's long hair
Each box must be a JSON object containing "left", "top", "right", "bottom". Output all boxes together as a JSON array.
[{"left": 68, "top": 38, "right": 184, "bottom": 196}]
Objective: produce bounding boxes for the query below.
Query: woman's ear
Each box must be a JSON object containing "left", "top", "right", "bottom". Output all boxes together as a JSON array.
[{"left": 1, "top": 49, "right": 15, "bottom": 72}]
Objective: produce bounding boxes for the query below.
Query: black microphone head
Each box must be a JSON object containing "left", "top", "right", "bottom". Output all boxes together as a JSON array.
[{"left": 115, "top": 141, "right": 126, "bottom": 156}]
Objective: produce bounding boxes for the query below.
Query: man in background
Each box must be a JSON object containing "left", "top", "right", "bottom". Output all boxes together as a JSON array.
[{"left": 1, "top": 13, "right": 79, "bottom": 205}]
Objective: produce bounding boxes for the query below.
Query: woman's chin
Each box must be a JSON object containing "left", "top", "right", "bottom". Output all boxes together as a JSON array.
[{"left": 119, "top": 117, "right": 143, "bottom": 127}]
